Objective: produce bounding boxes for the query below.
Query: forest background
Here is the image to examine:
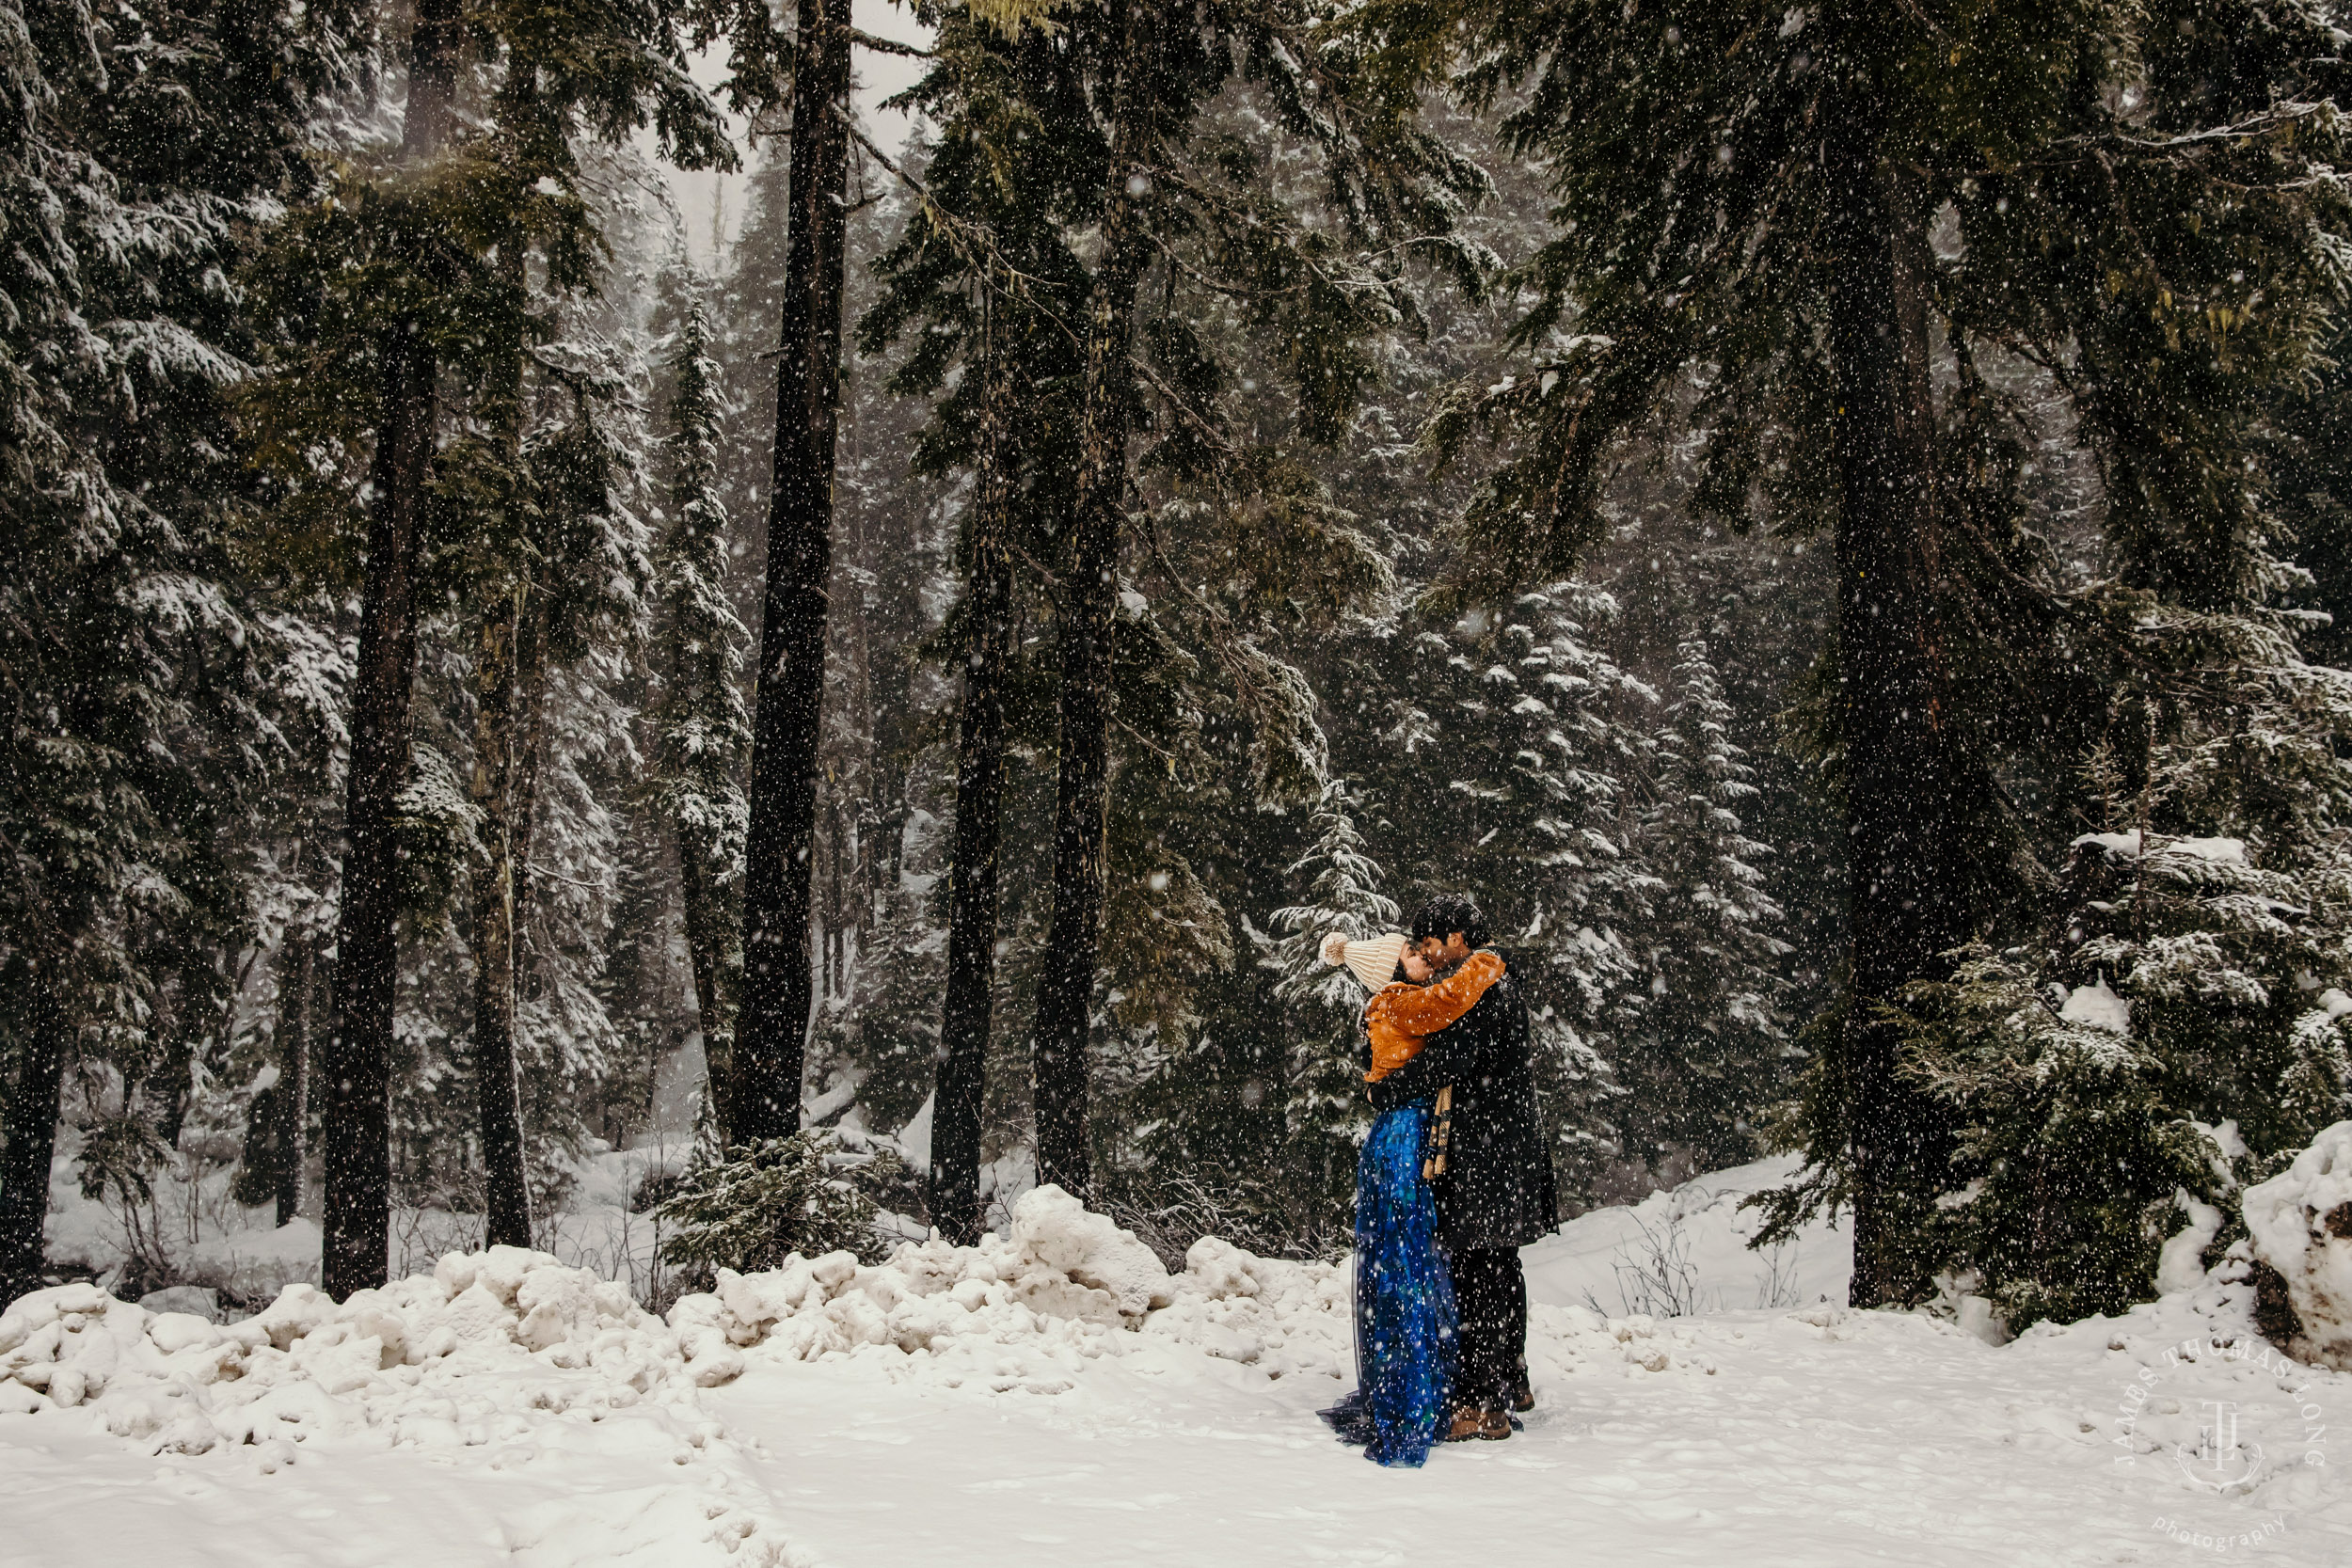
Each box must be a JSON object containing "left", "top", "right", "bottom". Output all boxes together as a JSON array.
[{"left": 6, "top": 0, "right": 2352, "bottom": 1335}]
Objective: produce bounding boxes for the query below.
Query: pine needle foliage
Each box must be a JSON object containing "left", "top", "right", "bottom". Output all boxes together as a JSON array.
[
  {"left": 0, "top": 0, "right": 366, "bottom": 1298},
  {"left": 648, "top": 1133, "right": 902, "bottom": 1273},
  {"left": 647, "top": 278, "right": 752, "bottom": 1135},
  {"left": 1889, "top": 947, "right": 2227, "bottom": 1332},
  {"left": 1351, "top": 0, "right": 2352, "bottom": 1298},
  {"left": 1615, "top": 640, "right": 1792, "bottom": 1178},
  {"left": 1270, "top": 782, "right": 1399, "bottom": 1203}
]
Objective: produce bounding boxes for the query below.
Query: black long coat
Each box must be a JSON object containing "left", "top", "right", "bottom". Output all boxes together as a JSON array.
[{"left": 1367, "top": 948, "right": 1559, "bottom": 1251}]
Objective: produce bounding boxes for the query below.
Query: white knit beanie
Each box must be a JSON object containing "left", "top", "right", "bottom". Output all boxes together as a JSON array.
[{"left": 1320, "top": 929, "right": 1408, "bottom": 994}]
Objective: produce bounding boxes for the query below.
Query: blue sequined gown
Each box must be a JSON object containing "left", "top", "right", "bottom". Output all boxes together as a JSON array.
[{"left": 1323, "top": 1096, "right": 1457, "bottom": 1466}]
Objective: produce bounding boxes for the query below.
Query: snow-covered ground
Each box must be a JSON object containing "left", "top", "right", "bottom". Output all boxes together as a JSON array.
[
  {"left": 1521, "top": 1150, "right": 1852, "bottom": 1317},
  {"left": 7, "top": 1154, "right": 2350, "bottom": 1567}
]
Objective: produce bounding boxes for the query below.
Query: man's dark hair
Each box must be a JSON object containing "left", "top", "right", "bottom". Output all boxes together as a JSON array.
[{"left": 1408, "top": 894, "right": 1487, "bottom": 947}]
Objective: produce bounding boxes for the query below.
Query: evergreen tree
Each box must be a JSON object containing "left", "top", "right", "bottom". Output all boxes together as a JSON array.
[
  {"left": 1349, "top": 580, "right": 1644, "bottom": 1202},
  {"left": 0, "top": 0, "right": 360, "bottom": 1302},
  {"left": 857, "top": 12, "right": 1091, "bottom": 1230},
  {"left": 694, "top": 0, "right": 957, "bottom": 1151},
  {"left": 648, "top": 281, "right": 753, "bottom": 1143},
  {"left": 456, "top": 0, "right": 735, "bottom": 1255},
  {"left": 874, "top": 0, "right": 1488, "bottom": 1202},
  {"left": 914, "top": 276, "right": 1026, "bottom": 1240},
  {"left": 1269, "top": 784, "right": 1398, "bottom": 1213},
  {"left": 1885, "top": 776, "right": 2352, "bottom": 1331},
  {"left": 505, "top": 341, "right": 664, "bottom": 1202},
  {"left": 1614, "top": 641, "right": 1790, "bottom": 1185},
  {"left": 246, "top": 0, "right": 727, "bottom": 1289},
  {"left": 728, "top": 0, "right": 856, "bottom": 1145},
  {"left": 1379, "top": 0, "right": 2352, "bottom": 1302},
  {"left": 856, "top": 15, "right": 1094, "bottom": 1234},
  {"left": 1023, "top": 0, "right": 1170, "bottom": 1201},
  {"left": 1890, "top": 945, "right": 2229, "bottom": 1330},
  {"left": 308, "top": 0, "right": 468, "bottom": 1299}
]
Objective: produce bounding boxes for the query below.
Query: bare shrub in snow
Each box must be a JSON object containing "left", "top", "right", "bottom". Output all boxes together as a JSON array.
[
  {"left": 1099, "top": 1172, "right": 1349, "bottom": 1270},
  {"left": 1599, "top": 1210, "right": 1708, "bottom": 1319}
]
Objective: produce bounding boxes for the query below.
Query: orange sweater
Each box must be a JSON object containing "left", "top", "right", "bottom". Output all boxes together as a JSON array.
[{"left": 1362, "top": 952, "right": 1505, "bottom": 1082}]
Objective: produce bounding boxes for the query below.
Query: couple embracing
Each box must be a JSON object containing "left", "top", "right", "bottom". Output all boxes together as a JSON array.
[{"left": 1319, "top": 895, "right": 1558, "bottom": 1468}]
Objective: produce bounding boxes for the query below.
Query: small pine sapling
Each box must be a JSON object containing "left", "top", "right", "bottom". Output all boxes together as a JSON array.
[{"left": 648, "top": 1132, "right": 905, "bottom": 1276}]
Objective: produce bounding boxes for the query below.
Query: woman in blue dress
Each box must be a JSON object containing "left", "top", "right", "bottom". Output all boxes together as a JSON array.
[{"left": 1316, "top": 931, "right": 1504, "bottom": 1466}]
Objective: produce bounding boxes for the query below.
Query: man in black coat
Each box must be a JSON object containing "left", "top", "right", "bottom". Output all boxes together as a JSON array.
[{"left": 1367, "top": 895, "right": 1558, "bottom": 1440}]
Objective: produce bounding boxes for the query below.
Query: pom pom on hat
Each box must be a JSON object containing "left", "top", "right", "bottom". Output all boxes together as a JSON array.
[{"left": 1319, "top": 931, "right": 1351, "bottom": 967}]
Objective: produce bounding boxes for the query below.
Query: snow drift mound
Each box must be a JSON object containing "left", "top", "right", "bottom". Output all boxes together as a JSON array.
[
  {"left": 2243, "top": 1118, "right": 2352, "bottom": 1370},
  {"left": 0, "top": 1178, "right": 1721, "bottom": 1476},
  {"left": 675, "top": 1184, "right": 1715, "bottom": 1392},
  {"left": 0, "top": 1183, "right": 1364, "bottom": 1455},
  {"left": 0, "top": 1247, "right": 805, "bottom": 1564},
  {"left": 676, "top": 1184, "right": 1354, "bottom": 1390},
  {"left": 0, "top": 1243, "right": 726, "bottom": 1453}
]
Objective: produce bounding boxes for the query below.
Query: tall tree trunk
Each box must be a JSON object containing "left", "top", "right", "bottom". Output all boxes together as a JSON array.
[
  {"left": 928, "top": 293, "right": 1019, "bottom": 1243},
  {"left": 842, "top": 503, "right": 877, "bottom": 974},
  {"left": 277, "top": 931, "right": 314, "bottom": 1227},
  {"left": 467, "top": 164, "right": 538, "bottom": 1251},
  {"left": 0, "top": 967, "right": 71, "bottom": 1302},
  {"left": 469, "top": 586, "right": 533, "bottom": 1249},
  {"left": 318, "top": 0, "right": 462, "bottom": 1298},
  {"left": 736, "top": 0, "right": 852, "bottom": 1144},
  {"left": 1823, "top": 91, "right": 1967, "bottom": 1309},
  {"left": 1030, "top": 1, "right": 1156, "bottom": 1200}
]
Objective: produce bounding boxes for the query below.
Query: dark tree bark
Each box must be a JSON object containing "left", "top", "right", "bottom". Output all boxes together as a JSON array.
[
  {"left": 468, "top": 588, "right": 533, "bottom": 1249},
  {"left": 467, "top": 166, "right": 539, "bottom": 1251},
  {"left": 277, "top": 931, "right": 314, "bottom": 1227},
  {"left": 1030, "top": 0, "right": 1157, "bottom": 1201},
  {"left": 397, "top": 0, "right": 462, "bottom": 162},
  {"left": 928, "top": 294, "right": 1019, "bottom": 1243},
  {"left": 736, "top": 0, "right": 852, "bottom": 1145},
  {"left": 0, "top": 969, "right": 71, "bottom": 1302},
  {"left": 319, "top": 0, "right": 461, "bottom": 1298},
  {"left": 1823, "top": 96, "right": 1969, "bottom": 1309}
]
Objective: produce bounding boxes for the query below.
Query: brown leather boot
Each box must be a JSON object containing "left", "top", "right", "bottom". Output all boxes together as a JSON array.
[
  {"left": 1445, "top": 1406, "right": 1510, "bottom": 1442},
  {"left": 1512, "top": 1365, "right": 1534, "bottom": 1414}
]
